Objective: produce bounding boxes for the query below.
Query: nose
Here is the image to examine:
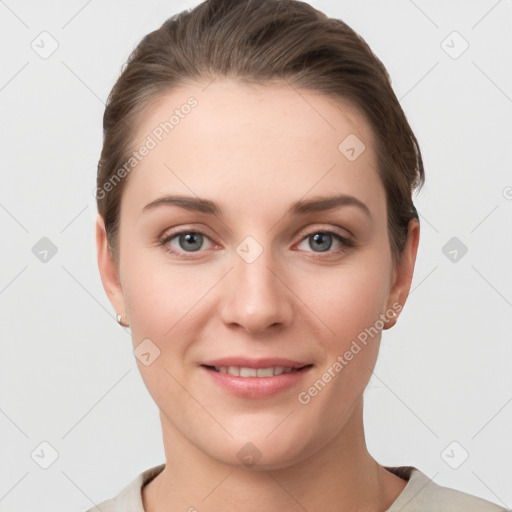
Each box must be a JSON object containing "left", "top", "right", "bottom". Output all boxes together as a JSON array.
[{"left": 219, "top": 245, "right": 293, "bottom": 335}]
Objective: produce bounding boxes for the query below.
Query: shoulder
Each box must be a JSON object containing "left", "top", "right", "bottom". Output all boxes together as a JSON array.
[
  {"left": 85, "top": 497, "right": 116, "bottom": 512},
  {"left": 385, "top": 466, "right": 508, "bottom": 512},
  {"left": 84, "top": 463, "right": 166, "bottom": 512}
]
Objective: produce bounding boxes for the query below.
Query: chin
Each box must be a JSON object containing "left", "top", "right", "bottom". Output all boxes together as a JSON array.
[{"left": 195, "top": 423, "right": 317, "bottom": 471}]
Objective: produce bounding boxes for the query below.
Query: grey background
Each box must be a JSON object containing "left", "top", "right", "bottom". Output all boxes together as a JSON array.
[{"left": 1, "top": 0, "right": 511, "bottom": 510}]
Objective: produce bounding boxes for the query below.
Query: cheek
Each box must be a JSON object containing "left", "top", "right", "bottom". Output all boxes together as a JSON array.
[
  {"left": 295, "top": 256, "right": 391, "bottom": 348},
  {"left": 120, "top": 242, "right": 206, "bottom": 338},
  {"left": 119, "top": 250, "right": 203, "bottom": 406},
  {"left": 295, "top": 261, "right": 391, "bottom": 415}
]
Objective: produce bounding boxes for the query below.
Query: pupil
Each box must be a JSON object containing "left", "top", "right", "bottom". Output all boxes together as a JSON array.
[
  {"left": 311, "top": 233, "right": 332, "bottom": 252},
  {"left": 180, "top": 233, "right": 202, "bottom": 252}
]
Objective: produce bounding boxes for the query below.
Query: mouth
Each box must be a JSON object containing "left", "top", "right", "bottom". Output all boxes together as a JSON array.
[
  {"left": 201, "top": 364, "right": 313, "bottom": 377},
  {"left": 199, "top": 359, "right": 314, "bottom": 399}
]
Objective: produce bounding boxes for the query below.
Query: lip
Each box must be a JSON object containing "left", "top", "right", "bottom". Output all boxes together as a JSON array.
[
  {"left": 200, "top": 357, "right": 313, "bottom": 399},
  {"left": 201, "top": 357, "right": 310, "bottom": 369}
]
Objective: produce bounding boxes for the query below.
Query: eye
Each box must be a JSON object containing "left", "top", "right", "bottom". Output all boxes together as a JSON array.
[
  {"left": 159, "top": 230, "right": 215, "bottom": 259},
  {"left": 296, "top": 230, "right": 354, "bottom": 258}
]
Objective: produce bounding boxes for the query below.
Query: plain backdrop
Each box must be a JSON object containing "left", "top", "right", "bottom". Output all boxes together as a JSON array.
[{"left": 1, "top": 1, "right": 511, "bottom": 510}]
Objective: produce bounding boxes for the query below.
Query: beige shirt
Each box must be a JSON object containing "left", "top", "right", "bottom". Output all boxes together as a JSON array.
[{"left": 86, "top": 464, "right": 507, "bottom": 511}]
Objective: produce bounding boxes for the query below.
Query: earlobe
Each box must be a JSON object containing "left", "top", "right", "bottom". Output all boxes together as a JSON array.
[
  {"left": 95, "top": 214, "right": 127, "bottom": 322},
  {"left": 383, "top": 218, "right": 420, "bottom": 330}
]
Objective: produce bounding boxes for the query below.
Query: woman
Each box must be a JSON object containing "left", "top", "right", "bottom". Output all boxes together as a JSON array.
[{"left": 91, "top": 0, "right": 506, "bottom": 510}]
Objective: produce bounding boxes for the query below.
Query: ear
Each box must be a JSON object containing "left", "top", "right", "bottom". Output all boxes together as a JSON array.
[
  {"left": 95, "top": 214, "right": 128, "bottom": 324},
  {"left": 384, "top": 218, "right": 420, "bottom": 329}
]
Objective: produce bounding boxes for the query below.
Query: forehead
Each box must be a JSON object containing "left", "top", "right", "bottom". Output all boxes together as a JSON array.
[{"left": 121, "top": 78, "right": 385, "bottom": 218}]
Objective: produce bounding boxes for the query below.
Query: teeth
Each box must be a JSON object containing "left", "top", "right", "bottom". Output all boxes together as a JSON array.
[
  {"left": 214, "top": 366, "right": 300, "bottom": 377},
  {"left": 239, "top": 367, "right": 257, "bottom": 377},
  {"left": 227, "top": 366, "right": 240, "bottom": 376},
  {"left": 256, "top": 367, "right": 274, "bottom": 377}
]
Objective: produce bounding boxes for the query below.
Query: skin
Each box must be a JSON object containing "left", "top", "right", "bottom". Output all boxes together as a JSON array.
[{"left": 96, "top": 78, "right": 420, "bottom": 511}]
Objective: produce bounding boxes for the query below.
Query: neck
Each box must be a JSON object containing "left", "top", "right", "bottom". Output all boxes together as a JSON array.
[{"left": 143, "top": 399, "right": 407, "bottom": 512}]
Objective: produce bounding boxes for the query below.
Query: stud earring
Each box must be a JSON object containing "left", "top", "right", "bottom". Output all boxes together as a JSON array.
[{"left": 116, "top": 313, "right": 129, "bottom": 327}]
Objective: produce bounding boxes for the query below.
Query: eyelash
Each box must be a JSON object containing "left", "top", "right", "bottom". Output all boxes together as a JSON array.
[{"left": 158, "top": 227, "right": 355, "bottom": 260}]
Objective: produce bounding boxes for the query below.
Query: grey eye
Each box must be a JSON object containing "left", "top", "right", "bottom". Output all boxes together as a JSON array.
[
  {"left": 308, "top": 233, "right": 333, "bottom": 252},
  {"left": 178, "top": 232, "right": 204, "bottom": 252}
]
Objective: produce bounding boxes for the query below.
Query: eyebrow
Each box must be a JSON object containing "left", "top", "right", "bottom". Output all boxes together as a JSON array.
[{"left": 141, "top": 193, "right": 371, "bottom": 218}]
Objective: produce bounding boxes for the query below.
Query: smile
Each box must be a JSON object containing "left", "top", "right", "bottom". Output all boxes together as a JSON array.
[
  {"left": 205, "top": 365, "right": 308, "bottom": 377},
  {"left": 200, "top": 362, "right": 313, "bottom": 399}
]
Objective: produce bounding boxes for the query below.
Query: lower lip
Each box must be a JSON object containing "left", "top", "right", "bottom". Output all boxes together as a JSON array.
[{"left": 200, "top": 365, "right": 313, "bottom": 399}]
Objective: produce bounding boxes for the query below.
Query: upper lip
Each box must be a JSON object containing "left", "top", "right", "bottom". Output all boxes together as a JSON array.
[{"left": 201, "top": 357, "right": 312, "bottom": 369}]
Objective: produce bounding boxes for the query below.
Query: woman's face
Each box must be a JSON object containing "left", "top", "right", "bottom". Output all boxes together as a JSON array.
[{"left": 97, "top": 79, "right": 418, "bottom": 469}]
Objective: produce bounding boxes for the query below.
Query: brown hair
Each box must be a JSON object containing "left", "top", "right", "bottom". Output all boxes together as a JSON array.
[{"left": 97, "top": 0, "right": 424, "bottom": 263}]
